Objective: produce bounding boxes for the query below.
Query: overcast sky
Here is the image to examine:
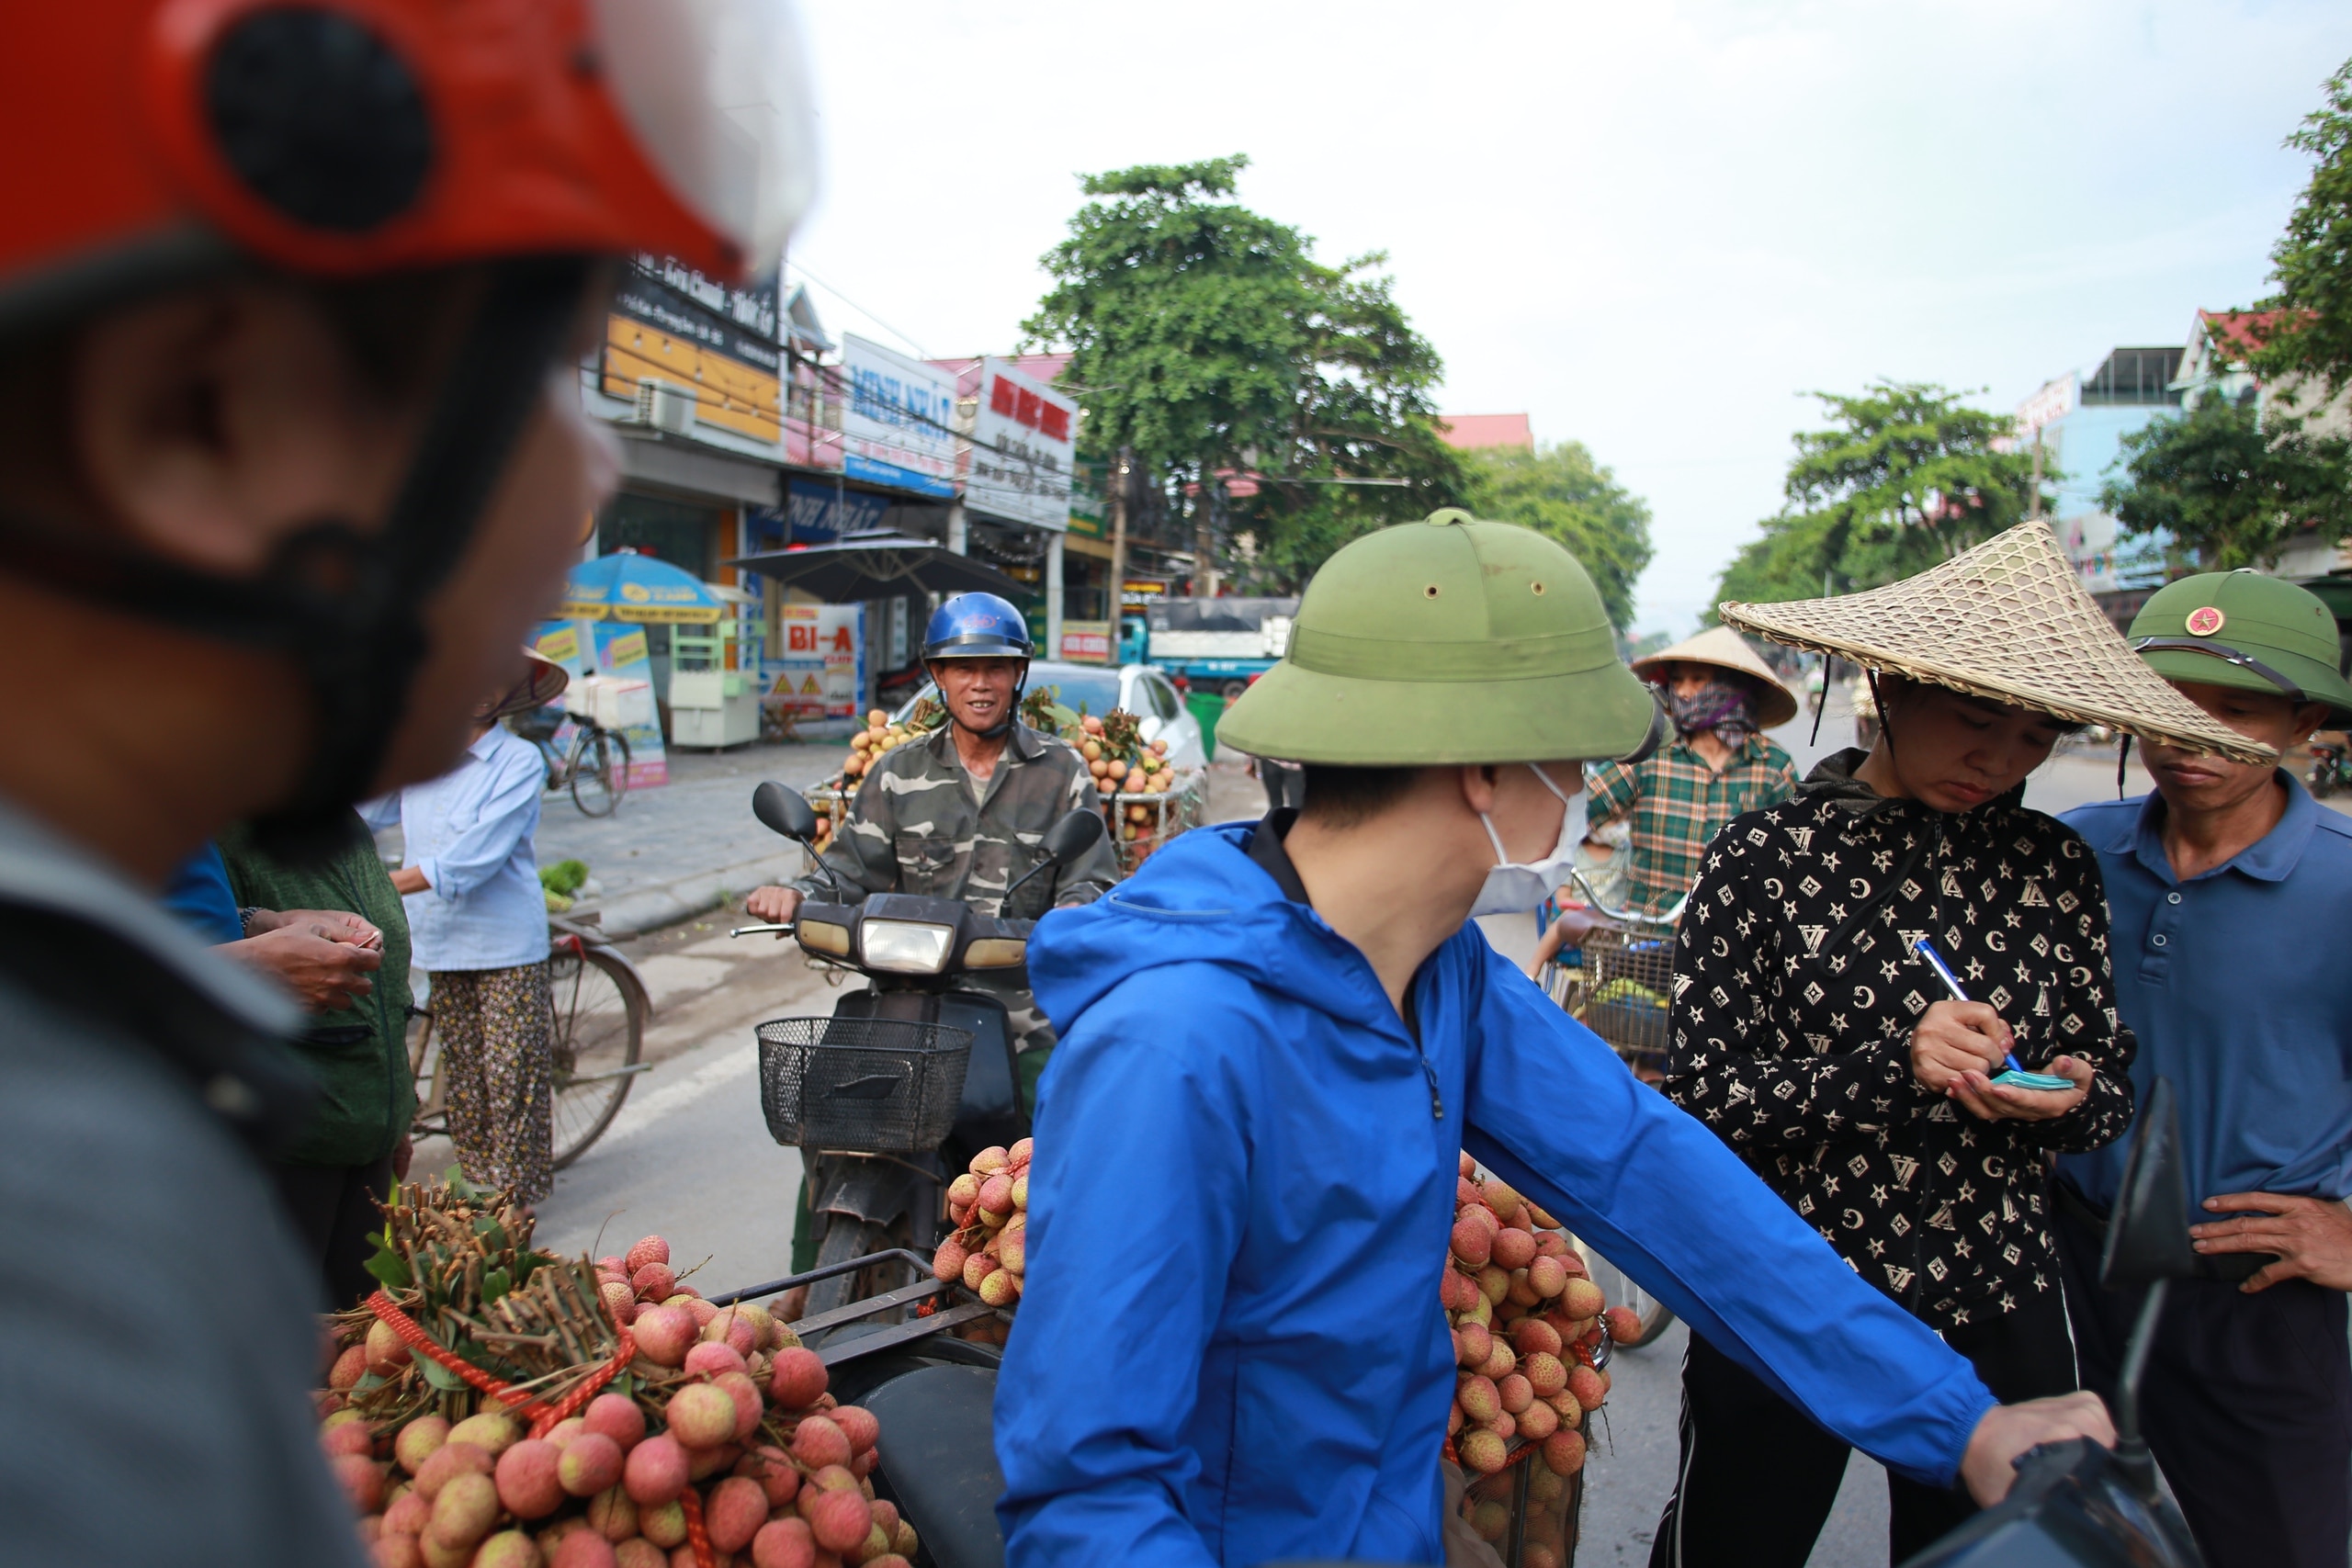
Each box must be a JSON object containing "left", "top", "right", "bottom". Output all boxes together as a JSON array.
[{"left": 785, "top": 0, "right": 2351, "bottom": 636}]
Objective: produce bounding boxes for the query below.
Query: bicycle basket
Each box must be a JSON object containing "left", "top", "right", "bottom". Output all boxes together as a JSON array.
[
  {"left": 755, "top": 1018, "right": 974, "bottom": 1153},
  {"left": 1577, "top": 925, "right": 1678, "bottom": 1068},
  {"left": 508, "top": 705, "right": 563, "bottom": 742}
]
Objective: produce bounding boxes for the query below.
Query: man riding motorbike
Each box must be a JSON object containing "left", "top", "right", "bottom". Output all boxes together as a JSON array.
[{"left": 744, "top": 592, "right": 1120, "bottom": 1286}]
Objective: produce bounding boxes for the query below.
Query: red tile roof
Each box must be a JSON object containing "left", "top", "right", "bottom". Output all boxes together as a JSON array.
[{"left": 1437, "top": 412, "right": 1534, "bottom": 451}]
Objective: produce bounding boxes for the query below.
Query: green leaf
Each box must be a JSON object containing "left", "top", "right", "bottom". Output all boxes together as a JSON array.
[
  {"left": 365, "top": 1246, "right": 413, "bottom": 1291},
  {"left": 418, "top": 1355, "right": 467, "bottom": 1393},
  {"left": 481, "top": 1268, "right": 512, "bottom": 1304}
]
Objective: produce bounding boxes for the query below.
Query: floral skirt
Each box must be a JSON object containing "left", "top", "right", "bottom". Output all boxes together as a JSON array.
[{"left": 429, "top": 961, "right": 553, "bottom": 1202}]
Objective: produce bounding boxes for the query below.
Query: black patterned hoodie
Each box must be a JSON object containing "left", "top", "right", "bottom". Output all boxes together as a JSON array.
[{"left": 1665, "top": 750, "right": 2136, "bottom": 1331}]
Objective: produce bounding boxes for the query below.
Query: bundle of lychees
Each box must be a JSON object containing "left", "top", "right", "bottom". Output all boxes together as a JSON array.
[
  {"left": 1443, "top": 1156, "right": 1640, "bottom": 1485},
  {"left": 929, "top": 1138, "right": 1029, "bottom": 1333},
  {"left": 319, "top": 1184, "right": 918, "bottom": 1568}
]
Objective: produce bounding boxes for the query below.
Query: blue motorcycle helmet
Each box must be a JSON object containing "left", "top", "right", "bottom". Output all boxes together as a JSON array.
[{"left": 922, "top": 592, "right": 1034, "bottom": 737}]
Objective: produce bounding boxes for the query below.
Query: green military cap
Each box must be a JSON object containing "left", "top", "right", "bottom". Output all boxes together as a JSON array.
[
  {"left": 1217, "top": 509, "right": 1658, "bottom": 765},
  {"left": 2129, "top": 570, "right": 2352, "bottom": 724}
]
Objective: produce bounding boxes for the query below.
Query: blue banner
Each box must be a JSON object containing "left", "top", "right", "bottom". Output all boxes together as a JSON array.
[{"left": 844, "top": 452, "right": 956, "bottom": 500}]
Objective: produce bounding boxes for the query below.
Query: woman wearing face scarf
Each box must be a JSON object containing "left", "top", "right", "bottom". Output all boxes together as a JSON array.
[
  {"left": 1580, "top": 627, "right": 1803, "bottom": 917},
  {"left": 1650, "top": 524, "right": 2277, "bottom": 1568}
]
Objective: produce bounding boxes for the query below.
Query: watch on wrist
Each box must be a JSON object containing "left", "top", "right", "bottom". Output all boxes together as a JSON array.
[{"left": 237, "top": 907, "right": 264, "bottom": 936}]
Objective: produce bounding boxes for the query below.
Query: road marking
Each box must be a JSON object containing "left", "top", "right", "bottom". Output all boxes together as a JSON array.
[{"left": 598, "top": 1040, "right": 756, "bottom": 1150}]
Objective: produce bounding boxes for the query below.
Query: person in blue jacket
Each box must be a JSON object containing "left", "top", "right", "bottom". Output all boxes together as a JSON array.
[{"left": 995, "top": 510, "right": 2113, "bottom": 1568}]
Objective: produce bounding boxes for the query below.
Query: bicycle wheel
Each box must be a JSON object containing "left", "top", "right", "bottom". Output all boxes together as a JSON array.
[
  {"left": 569, "top": 728, "right": 630, "bottom": 817},
  {"left": 547, "top": 943, "right": 645, "bottom": 1168},
  {"left": 1573, "top": 1237, "right": 1676, "bottom": 1347}
]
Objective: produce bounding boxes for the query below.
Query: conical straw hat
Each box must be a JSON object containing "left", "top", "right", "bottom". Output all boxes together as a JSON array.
[
  {"left": 1718, "top": 522, "right": 2274, "bottom": 762},
  {"left": 1630, "top": 626, "right": 1800, "bottom": 729}
]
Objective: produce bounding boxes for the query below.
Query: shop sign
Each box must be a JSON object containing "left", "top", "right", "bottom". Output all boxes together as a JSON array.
[
  {"left": 765, "top": 603, "right": 865, "bottom": 718},
  {"left": 841, "top": 334, "right": 957, "bottom": 499},
  {"left": 617, "top": 254, "right": 781, "bottom": 370},
  {"left": 1059, "top": 620, "right": 1113, "bottom": 663},
  {"left": 777, "top": 480, "right": 890, "bottom": 546},
  {"left": 964, "top": 356, "right": 1075, "bottom": 530},
  {"left": 588, "top": 624, "right": 670, "bottom": 787}
]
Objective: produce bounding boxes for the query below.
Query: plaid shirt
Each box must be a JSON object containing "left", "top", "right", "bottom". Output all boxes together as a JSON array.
[{"left": 1584, "top": 734, "right": 1796, "bottom": 915}]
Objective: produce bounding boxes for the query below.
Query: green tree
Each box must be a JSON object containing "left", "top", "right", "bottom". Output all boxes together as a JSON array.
[
  {"left": 2249, "top": 58, "right": 2352, "bottom": 400},
  {"left": 1713, "top": 381, "right": 2049, "bottom": 610},
  {"left": 1023, "top": 156, "right": 1457, "bottom": 589},
  {"left": 2098, "top": 394, "right": 2352, "bottom": 570},
  {"left": 1457, "top": 442, "right": 1654, "bottom": 628}
]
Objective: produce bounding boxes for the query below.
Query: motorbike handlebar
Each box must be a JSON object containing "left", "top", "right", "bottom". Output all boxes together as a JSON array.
[{"left": 729, "top": 922, "right": 797, "bottom": 939}]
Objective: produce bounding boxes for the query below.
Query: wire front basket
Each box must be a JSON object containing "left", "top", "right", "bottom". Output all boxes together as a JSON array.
[
  {"left": 1576, "top": 924, "right": 1678, "bottom": 1075},
  {"left": 755, "top": 1018, "right": 974, "bottom": 1154}
]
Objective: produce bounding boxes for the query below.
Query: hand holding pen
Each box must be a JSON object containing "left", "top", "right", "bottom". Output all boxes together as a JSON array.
[{"left": 1905, "top": 937, "right": 2092, "bottom": 1120}]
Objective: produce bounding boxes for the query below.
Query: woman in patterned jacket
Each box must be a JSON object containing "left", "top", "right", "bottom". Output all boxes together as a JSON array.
[{"left": 1643, "top": 525, "right": 2277, "bottom": 1568}]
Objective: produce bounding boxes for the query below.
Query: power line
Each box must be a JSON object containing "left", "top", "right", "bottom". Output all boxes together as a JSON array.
[{"left": 783, "top": 261, "right": 934, "bottom": 360}]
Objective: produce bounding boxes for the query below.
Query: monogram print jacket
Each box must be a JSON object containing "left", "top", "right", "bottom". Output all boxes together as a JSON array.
[{"left": 1664, "top": 750, "right": 2136, "bottom": 1330}]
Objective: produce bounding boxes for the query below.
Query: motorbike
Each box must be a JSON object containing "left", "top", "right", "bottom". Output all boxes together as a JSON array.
[
  {"left": 1898, "top": 1076, "right": 2205, "bottom": 1568},
  {"left": 2307, "top": 737, "right": 2351, "bottom": 798},
  {"left": 732, "top": 781, "right": 1107, "bottom": 1321}
]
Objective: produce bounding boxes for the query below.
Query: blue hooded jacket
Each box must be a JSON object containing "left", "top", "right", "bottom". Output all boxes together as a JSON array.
[{"left": 994, "top": 821, "right": 1996, "bottom": 1567}]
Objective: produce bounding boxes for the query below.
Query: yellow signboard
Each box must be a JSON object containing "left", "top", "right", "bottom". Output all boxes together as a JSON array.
[{"left": 602, "top": 314, "right": 782, "bottom": 443}]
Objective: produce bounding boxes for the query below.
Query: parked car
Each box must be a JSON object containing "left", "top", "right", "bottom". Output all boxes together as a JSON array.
[{"left": 889, "top": 660, "right": 1208, "bottom": 769}]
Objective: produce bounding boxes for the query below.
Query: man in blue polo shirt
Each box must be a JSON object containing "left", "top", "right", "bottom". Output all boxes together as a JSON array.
[{"left": 2058, "top": 570, "right": 2352, "bottom": 1568}]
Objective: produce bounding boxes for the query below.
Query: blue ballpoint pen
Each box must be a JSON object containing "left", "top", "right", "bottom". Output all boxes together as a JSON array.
[{"left": 1909, "top": 936, "right": 2073, "bottom": 1090}]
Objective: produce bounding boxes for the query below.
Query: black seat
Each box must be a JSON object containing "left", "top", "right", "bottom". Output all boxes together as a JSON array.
[{"left": 865, "top": 1364, "right": 1005, "bottom": 1568}]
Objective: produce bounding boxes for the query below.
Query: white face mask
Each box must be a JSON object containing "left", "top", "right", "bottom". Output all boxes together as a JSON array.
[{"left": 1469, "top": 764, "right": 1589, "bottom": 917}]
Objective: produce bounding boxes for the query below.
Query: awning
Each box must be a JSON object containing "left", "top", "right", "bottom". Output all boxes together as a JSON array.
[
  {"left": 728, "top": 532, "right": 1023, "bottom": 602},
  {"left": 561, "top": 551, "right": 728, "bottom": 624}
]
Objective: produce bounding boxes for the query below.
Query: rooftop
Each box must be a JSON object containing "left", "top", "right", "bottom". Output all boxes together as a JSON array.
[{"left": 1437, "top": 412, "right": 1534, "bottom": 451}]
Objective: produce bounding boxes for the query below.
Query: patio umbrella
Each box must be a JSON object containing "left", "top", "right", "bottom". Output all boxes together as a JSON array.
[
  {"left": 728, "top": 531, "right": 1023, "bottom": 602},
  {"left": 561, "top": 551, "right": 727, "bottom": 624}
]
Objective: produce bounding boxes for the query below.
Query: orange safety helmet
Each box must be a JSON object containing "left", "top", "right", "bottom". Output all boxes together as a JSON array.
[{"left": 0, "top": 0, "right": 814, "bottom": 852}]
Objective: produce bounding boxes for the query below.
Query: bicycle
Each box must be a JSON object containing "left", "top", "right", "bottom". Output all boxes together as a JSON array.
[
  {"left": 407, "top": 913, "right": 652, "bottom": 1170},
  {"left": 1540, "top": 870, "right": 1687, "bottom": 1348},
  {"left": 510, "top": 704, "right": 632, "bottom": 818}
]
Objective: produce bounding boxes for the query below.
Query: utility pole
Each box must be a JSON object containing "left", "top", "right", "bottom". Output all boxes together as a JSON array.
[
  {"left": 2029, "top": 429, "right": 2045, "bottom": 523},
  {"left": 1194, "top": 468, "right": 1220, "bottom": 597},
  {"left": 1108, "top": 447, "right": 1130, "bottom": 634}
]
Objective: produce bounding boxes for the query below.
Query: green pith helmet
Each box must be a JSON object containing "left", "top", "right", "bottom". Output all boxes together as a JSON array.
[
  {"left": 2128, "top": 570, "right": 2352, "bottom": 725},
  {"left": 1217, "top": 509, "right": 1658, "bottom": 764}
]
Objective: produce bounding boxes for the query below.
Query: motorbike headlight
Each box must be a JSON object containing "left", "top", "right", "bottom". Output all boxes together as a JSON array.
[
  {"left": 963, "top": 937, "right": 1028, "bottom": 969},
  {"left": 796, "top": 919, "right": 852, "bottom": 958},
  {"left": 859, "top": 919, "right": 956, "bottom": 975}
]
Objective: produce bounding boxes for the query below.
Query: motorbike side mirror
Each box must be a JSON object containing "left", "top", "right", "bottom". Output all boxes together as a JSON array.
[
  {"left": 753, "top": 782, "right": 819, "bottom": 843},
  {"left": 1040, "top": 807, "right": 1106, "bottom": 868},
  {"left": 2100, "top": 1076, "right": 2197, "bottom": 1290}
]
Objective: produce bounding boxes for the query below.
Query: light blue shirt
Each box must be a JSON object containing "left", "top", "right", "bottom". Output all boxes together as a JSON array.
[
  {"left": 2060, "top": 773, "right": 2352, "bottom": 1212},
  {"left": 365, "top": 728, "right": 547, "bottom": 973}
]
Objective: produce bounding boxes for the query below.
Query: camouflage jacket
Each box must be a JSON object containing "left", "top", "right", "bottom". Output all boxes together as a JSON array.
[{"left": 793, "top": 720, "right": 1119, "bottom": 919}]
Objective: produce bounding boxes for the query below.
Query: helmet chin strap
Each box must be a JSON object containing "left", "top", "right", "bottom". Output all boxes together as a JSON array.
[{"left": 0, "top": 256, "right": 592, "bottom": 863}]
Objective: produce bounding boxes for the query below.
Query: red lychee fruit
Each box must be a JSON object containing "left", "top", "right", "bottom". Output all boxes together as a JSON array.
[
  {"left": 321, "top": 1419, "right": 373, "bottom": 1460},
  {"left": 1517, "top": 1398, "right": 1560, "bottom": 1440},
  {"left": 751, "top": 1517, "right": 817, "bottom": 1568},
  {"left": 630, "top": 1262, "right": 677, "bottom": 1302},
  {"left": 1453, "top": 1321, "right": 1491, "bottom": 1368},
  {"left": 1566, "top": 1363, "right": 1608, "bottom": 1412},
  {"left": 631, "top": 1304, "right": 697, "bottom": 1369},
  {"left": 622, "top": 1433, "right": 690, "bottom": 1505},
  {"left": 741, "top": 1445, "right": 801, "bottom": 1508},
  {"left": 1498, "top": 1373, "right": 1534, "bottom": 1415},
  {"left": 790, "top": 1414, "right": 852, "bottom": 1471},
  {"left": 932, "top": 1236, "right": 969, "bottom": 1282},
  {"left": 625, "top": 1236, "right": 671, "bottom": 1274},
  {"left": 366, "top": 1318, "right": 413, "bottom": 1373},
  {"left": 329, "top": 1344, "right": 368, "bottom": 1391},
  {"left": 412, "top": 1440, "right": 493, "bottom": 1502},
  {"left": 429, "top": 1470, "right": 500, "bottom": 1545},
  {"left": 1459, "top": 1151, "right": 1477, "bottom": 1178},
  {"left": 703, "top": 1475, "right": 770, "bottom": 1553},
  {"left": 1455, "top": 1373, "right": 1500, "bottom": 1424},
  {"left": 1458, "top": 1428, "right": 1508, "bottom": 1474},
  {"left": 961, "top": 1251, "right": 999, "bottom": 1292},
  {"left": 587, "top": 1485, "right": 638, "bottom": 1541},
  {"left": 684, "top": 1340, "right": 748, "bottom": 1381},
  {"left": 1439, "top": 1267, "right": 1481, "bottom": 1314},
  {"left": 496, "top": 1439, "right": 566, "bottom": 1518},
  {"left": 768, "top": 1347, "right": 828, "bottom": 1408},
  {"left": 329, "top": 1451, "right": 384, "bottom": 1512},
  {"left": 583, "top": 1393, "right": 646, "bottom": 1452},
  {"left": 638, "top": 1497, "right": 687, "bottom": 1549},
  {"left": 558, "top": 1432, "right": 625, "bottom": 1498},
  {"left": 551, "top": 1529, "right": 619, "bottom": 1568},
  {"left": 1523, "top": 1350, "right": 1568, "bottom": 1398},
  {"left": 662, "top": 1383, "right": 737, "bottom": 1450},
  {"left": 373, "top": 1532, "right": 423, "bottom": 1568},
  {"left": 447, "top": 1413, "right": 518, "bottom": 1458},
  {"left": 599, "top": 1280, "right": 638, "bottom": 1326},
  {"left": 615, "top": 1541, "right": 666, "bottom": 1568},
  {"left": 977, "top": 1174, "right": 1013, "bottom": 1215},
  {"left": 1476, "top": 1340, "right": 1516, "bottom": 1382},
  {"left": 1548, "top": 1392, "right": 1584, "bottom": 1430},
  {"left": 472, "top": 1531, "right": 539, "bottom": 1568},
  {"left": 715, "top": 1371, "right": 764, "bottom": 1440},
  {"left": 969, "top": 1145, "right": 1010, "bottom": 1176},
  {"left": 1491, "top": 1227, "right": 1537, "bottom": 1270},
  {"left": 1480, "top": 1177, "right": 1523, "bottom": 1216},
  {"left": 805, "top": 1487, "right": 875, "bottom": 1553},
  {"left": 1527, "top": 1255, "right": 1568, "bottom": 1299},
  {"left": 384, "top": 1491, "right": 431, "bottom": 1537},
  {"left": 831, "top": 1405, "right": 879, "bottom": 1455},
  {"left": 1511, "top": 1318, "right": 1563, "bottom": 1359},
  {"left": 1559, "top": 1278, "right": 1605, "bottom": 1320},
  {"left": 1449, "top": 1219, "right": 1492, "bottom": 1269},
  {"left": 1507, "top": 1269, "right": 1543, "bottom": 1309},
  {"left": 1604, "top": 1305, "right": 1645, "bottom": 1344},
  {"left": 1476, "top": 1265, "right": 1510, "bottom": 1305},
  {"left": 1543, "top": 1428, "right": 1588, "bottom": 1477}
]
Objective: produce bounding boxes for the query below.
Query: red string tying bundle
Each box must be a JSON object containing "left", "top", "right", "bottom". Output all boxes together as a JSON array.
[{"left": 363, "top": 1289, "right": 638, "bottom": 1440}]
